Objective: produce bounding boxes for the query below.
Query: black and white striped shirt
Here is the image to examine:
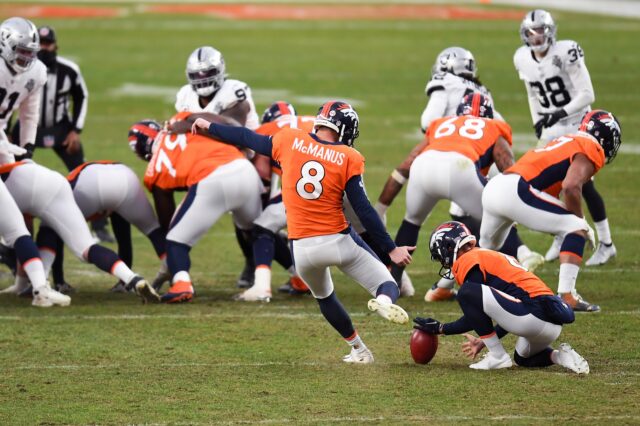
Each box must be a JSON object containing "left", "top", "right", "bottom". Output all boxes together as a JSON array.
[{"left": 40, "top": 56, "right": 88, "bottom": 132}]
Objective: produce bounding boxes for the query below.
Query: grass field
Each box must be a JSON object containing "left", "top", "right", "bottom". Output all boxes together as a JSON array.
[{"left": 1, "top": 3, "right": 639, "bottom": 424}]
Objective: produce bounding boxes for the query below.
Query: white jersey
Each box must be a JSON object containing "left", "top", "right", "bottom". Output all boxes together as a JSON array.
[
  {"left": 514, "top": 40, "right": 594, "bottom": 140},
  {"left": 175, "top": 78, "right": 260, "bottom": 130},
  {"left": 420, "top": 72, "right": 500, "bottom": 131},
  {"left": 0, "top": 60, "right": 47, "bottom": 163}
]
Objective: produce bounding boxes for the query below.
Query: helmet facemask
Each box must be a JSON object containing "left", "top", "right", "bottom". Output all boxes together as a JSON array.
[{"left": 186, "top": 46, "right": 226, "bottom": 98}]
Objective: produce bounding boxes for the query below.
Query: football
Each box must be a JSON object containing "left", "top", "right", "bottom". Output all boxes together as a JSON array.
[{"left": 410, "top": 329, "right": 439, "bottom": 364}]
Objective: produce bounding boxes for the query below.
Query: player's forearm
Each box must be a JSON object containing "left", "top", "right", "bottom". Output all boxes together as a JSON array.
[
  {"left": 208, "top": 123, "right": 272, "bottom": 156},
  {"left": 18, "top": 91, "right": 42, "bottom": 146},
  {"left": 377, "top": 174, "right": 405, "bottom": 208},
  {"left": 345, "top": 175, "right": 396, "bottom": 253},
  {"left": 493, "top": 138, "right": 515, "bottom": 172},
  {"left": 442, "top": 315, "right": 474, "bottom": 335},
  {"left": 562, "top": 186, "right": 584, "bottom": 218},
  {"left": 562, "top": 89, "right": 594, "bottom": 117}
]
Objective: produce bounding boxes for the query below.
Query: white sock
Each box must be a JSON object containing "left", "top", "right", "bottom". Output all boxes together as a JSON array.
[
  {"left": 23, "top": 258, "right": 48, "bottom": 290},
  {"left": 481, "top": 333, "right": 507, "bottom": 357},
  {"left": 594, "top": 219, "right": 612, "bottom": 245},
  {"left": 172, "top": 271, "right": 191, "bottom": 284},
  {"left": 558, "top": 263, "right": 580, "bottom": 294},
  {"left": 346, "top": 333, "right": 366, "bottom": 351},
  {"left": 111, "top": 261, "right": 136, "bottom": 285},
  {"left": 253, "top": 266, "right": 271, "bottom": 292},
  {"left": 436, "top": 277, "right": 455, "bottom": 289},
  {"left": 517, "top": 245, "right": 532, "bottom": 261},
  {"left": 376, "top": 294, "right": 392, "bottom": 305},
  {"left": 39, "top": 248, "right": 56, "bottom": 277}
]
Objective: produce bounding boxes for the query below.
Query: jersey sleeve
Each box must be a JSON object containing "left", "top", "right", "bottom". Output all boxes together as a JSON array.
[
  {"left": 577, "top": 138, "right": 605, "bottom": 172},
  {"left": 174, "top": 85, "right": 192, "bottom": 112},
  {"left": 270, "top": 130, "right": 286, "bottom": 165},
  {"left": 560, "top": 41, "right": 595, "bottom": 116},
  {"left": 345, "top": 150, "right": 365, "bottom": 181},
  {"left": 452, "top": 251, "right": 485, "bottom": 286},
  {"left": 493, "top": 120, "right": 513, "bottom": 145}
]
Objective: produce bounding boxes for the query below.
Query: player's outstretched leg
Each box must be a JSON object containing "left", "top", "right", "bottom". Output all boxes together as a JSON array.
[{"left": 367, "top": 281, "right": 409, "bottom": 324}]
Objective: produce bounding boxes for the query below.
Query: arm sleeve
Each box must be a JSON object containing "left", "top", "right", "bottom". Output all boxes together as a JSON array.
[
  {"left": 420, "top": 89, "right": 448, "bottom": 132},
  {"left": 442, "top": 315, "right": 474, "bottom": 335},
  {"left": 562, "top": 59, "right": 595, "bottom": 116},
  {"left": 208, "top": 123, "right": 273, "bottom": 156},
  {"left": 344, "top": 175, "right": 396, "bottom": 253},
  {"left": 70, "top": 68, "right": 89, "bottom": 132},
  {"left": 18, "top": 87, "right": 43, "bottom": 147}
]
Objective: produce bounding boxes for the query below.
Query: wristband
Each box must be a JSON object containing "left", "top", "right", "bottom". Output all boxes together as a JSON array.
[{"left": 391, "top": 169, "right": 407, "bottom": 186}]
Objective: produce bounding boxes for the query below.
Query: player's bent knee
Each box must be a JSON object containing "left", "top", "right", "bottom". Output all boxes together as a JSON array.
[{"left": 456, "top": 281, "right": 482, "bottom": 304}]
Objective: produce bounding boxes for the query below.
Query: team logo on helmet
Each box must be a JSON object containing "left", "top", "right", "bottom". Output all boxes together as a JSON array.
[
  {"left": 314, "top": 101, "right": 360, "bottom": 146},
  {"left": 429, "top": 221, "right": 476, "bottom": 279},
  {"left": 579, "top": 109, "right": 622, "bottom": 164}
]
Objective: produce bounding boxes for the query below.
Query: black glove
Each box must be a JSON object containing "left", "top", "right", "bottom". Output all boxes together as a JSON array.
[
  {"left": 413, "top": 317, "right": 443, "bottom": 334},
  {"left": 538, "top": 109, "right": 568, "bottom": 129},
  {"left": 534, "top": 119, "right": 544, "bottom": 139},
  {"left": 14, "top": 143, "right": 35, "bottom": 161}
]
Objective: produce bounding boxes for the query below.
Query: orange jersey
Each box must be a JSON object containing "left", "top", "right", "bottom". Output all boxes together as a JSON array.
[
  {"left": 67, "top": 160, "right": 117, "bottom": 187},
  {"left": 271, "top": 128, "right": 365, "bottom": 239},
  {"left": 144, "top": 114, "right": 244, "bottom": 191},
  {"left": 257, "top": 115, "right": 316, "bottom": 176},
  {"left": 423, "top": 115, "right": 512, "bottom": 176},
  {"left": 507, "top": 134, "right": 605, "bottom": 197},
  {"left": 453, "top": 248, "right": 554, "bottom": 299}
]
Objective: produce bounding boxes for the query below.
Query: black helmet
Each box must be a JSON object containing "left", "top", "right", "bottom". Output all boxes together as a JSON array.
[{"left": 579, "top": 109, "right": 622, "bottom": 164}]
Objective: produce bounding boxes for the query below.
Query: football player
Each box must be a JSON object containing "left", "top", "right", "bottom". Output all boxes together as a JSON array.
[
  {"left": 175, "top": 45, "right": 261, "bottom": 289},
  {"left": 192, "top": 101, "right": 413, "bottom": 364},
  {"left": 130, "top": 112, "right": 263, "bottom": 303},
  {"left": 479, "top": 110, "right": 621, "bottom": 312},
  {"left": 0, "top": 171, "right": 70, "bottom": 307},
  {"left": 377, "top": 47, "right": 504, "bottom": 296},
  {"left": 380, "top": 94, "right": 542, "bottom": 302},
  {"left": 235, "top": 101, "right": 314, "bottom": 302},
  {"left": 0, "top": 160, "right": 158, "bottom": 303},
  {"left": 0, "top": 17, "right": 46, "bottom": 164},
  {"left": 413, "top": 221, "right": 589, "bottom": 374},
  {"left": 515, "top": 10, "right": 616, "bottom": 266},
  {"left": 44, "top": 161, "right": 168, "bottom": 293}
]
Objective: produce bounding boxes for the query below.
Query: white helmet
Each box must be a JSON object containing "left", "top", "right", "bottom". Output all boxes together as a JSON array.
[
  {"left": 185, "top": 46, "right": 226, "bottom": 97},
  {"left": 0, "top": 17, "right": 40, "bottom": 73},
  {"left": 520, "top": 10, "right": 556, "bottom": 53},
  {"left": 432, "top": 47, "right": 476, "bottom": 79}
]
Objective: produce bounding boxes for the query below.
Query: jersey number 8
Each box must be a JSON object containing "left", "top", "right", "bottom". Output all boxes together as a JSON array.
[{"left": 296, "top": 160, "right": 325, "bottom": 200}]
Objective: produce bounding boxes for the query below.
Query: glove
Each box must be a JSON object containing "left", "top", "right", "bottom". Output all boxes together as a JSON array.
[
  {"left": 0, "top": 139, "right": 27, "bottom": 157},
  {"left": 413, "top": 317, "right": 443, "bottom": 334},
  {"left": 538, "top": 109, "right": 568, "bottom": 129},
  {"left": 534, "top": 119, "right": 544, "bottom": 140},
  {"left": 14, "top": 143, "right": 35, "bottom": 161}
]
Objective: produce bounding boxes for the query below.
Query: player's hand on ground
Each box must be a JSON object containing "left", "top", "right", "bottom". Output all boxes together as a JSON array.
[
  {"left": 461, "top": 333, "right": 485, "bottom": 359},
  {"left": 63, "top": 130, "right": 81, "bottom": 154},
  {"left": 413, "top": 317, "right": 442, "bottom": 334},
  {"left": 389, "top": 246, "right": 414, "bottom": 266},
  {"left": 191, "top": 118, "right": 211, "bottom": 134}
]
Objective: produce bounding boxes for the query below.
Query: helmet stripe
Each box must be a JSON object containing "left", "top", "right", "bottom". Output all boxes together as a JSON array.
[
  {"left": 471, "top": 94, "right": 481, "bottom": 117},
  {"left": 579, "top": 109, "right": 601, "bottom": 132}
]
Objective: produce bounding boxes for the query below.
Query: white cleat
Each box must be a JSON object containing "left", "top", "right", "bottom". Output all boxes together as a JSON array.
[
  {"left": 555, "top": 343, "right": 589, "bottom": 374},
  {"left": 233, "top": 286, "right": 272, "bottom": 302},
  {"left": 1, "top": 274, "right": 30, "bottom": 295},
  {"left": 544, "top": 235, "right": 563, "bottom": 262},
  {"left": 32, "top": 287, "right": 71, "bottom": 307},
  {"left": 367, "top": 299, "right": 409, "bottom": 324},
  {"left": 342, "top": 346, "right": 374, "bottom": 364},
  {"left": 519, "top": 251, "right": 545, "bottom": 272},
  {"left": 585, "top": 242, "right": 617, "bottom": 266},
  {"left": 469, "top": 353, "right": 513, "bottom": 370},
  {"left": 400, "top": 271, "right": 415, "bottom": 297}
]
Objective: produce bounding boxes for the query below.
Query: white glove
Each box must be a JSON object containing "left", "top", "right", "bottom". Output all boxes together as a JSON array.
[{"left": 0, "top": 139, "right": 26, "bottom": 156}]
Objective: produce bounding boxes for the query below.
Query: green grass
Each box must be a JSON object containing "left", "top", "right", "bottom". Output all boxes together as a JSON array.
[{"left": 1, "top": 4, "right": 639, "bottom": 424}]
